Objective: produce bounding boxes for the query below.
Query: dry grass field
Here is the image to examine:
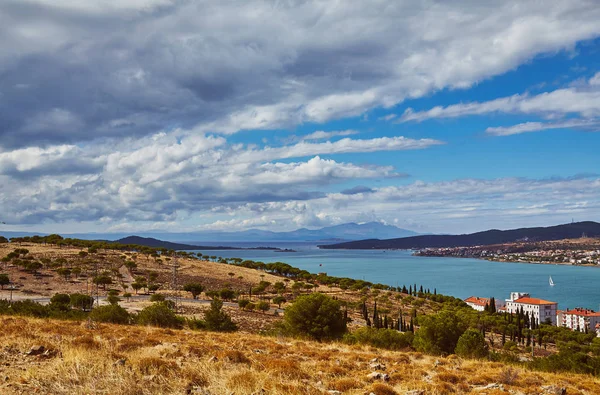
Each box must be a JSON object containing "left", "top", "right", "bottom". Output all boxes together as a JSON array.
[{"left": 1, "top": 316, "right": 599, "bottom": 395}]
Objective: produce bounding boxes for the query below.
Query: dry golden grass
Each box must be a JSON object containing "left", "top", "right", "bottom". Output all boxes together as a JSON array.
[{"left": 1, "top": 316, "right": 599, "bottom": 395}]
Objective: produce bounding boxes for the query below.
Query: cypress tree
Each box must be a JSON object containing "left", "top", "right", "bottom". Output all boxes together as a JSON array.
[
  {"left": 434, "top": 288, "right": 437, "bottom": 295},
  {"left": 373, "top": 301, "right": 379, "bottom": 329},
  {"left": 408, "top": 285, "right": 412, "bottom": 295}
]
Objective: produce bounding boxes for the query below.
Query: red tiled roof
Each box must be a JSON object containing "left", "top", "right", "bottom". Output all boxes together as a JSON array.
[
  {"left": 464, "top": 296, "right": 489, "bottom": 306},
  {"left": 513, "top": 297, "right": 556, "bottom": 305},
  {"left": 564, "top": 308, "right": 600, "bottom": 317}
]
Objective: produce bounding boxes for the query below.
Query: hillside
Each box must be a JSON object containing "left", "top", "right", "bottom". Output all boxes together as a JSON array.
[
  {"left": 1, "top": 316, "right": 598, "bottom": 394},
  {"left": 320, "top": 221, "right": 600, "bottom": 250},
  {"left": 113, "top": 236, "right": 238, "bottom": 250}
]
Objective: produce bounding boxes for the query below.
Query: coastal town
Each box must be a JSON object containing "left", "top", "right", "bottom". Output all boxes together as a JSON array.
[
  {"left": 465, "top": 292, "right": 600, "bottom": 336},
  {"left": 415, "top": 237, "right": 600, "bottom": 266}
]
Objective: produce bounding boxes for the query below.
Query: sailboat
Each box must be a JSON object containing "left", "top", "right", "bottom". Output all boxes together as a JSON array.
[{"left": 549, "top": 276, "right": 555, "bottom": 287}]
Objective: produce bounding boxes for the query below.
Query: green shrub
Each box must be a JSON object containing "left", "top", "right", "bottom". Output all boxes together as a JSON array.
[
  {"left": 283, "top": 293, "right": 347, "bottom": 341},
  {"left": 203, "top": 299, "right": 237, "bottom": 332},
  {"left": 150, "top": 294, "right": 166, "bottom": 302},
  {"left": 345, "top": 327, "right": 413, "bottom": 350},
  {"left": 137, "top": 302, "right": 183, "bottom": 328},
  {"left": 70, "top": 293, "right": 94, "bottom": 311},
  {"left": 238, "top": 299, "right": 250, "bottom": 309},
  {"left": 50, "top": 293, "right": 71, "bottom": 306},
  {"left": 89, "top": 304, "right": 130, "bottom": 324},
  {"left": 187, "top": 317, "right": 206, "bottom": 330},
  {"left": 455, "top": 329, "right": 488, "bottom": 358}
]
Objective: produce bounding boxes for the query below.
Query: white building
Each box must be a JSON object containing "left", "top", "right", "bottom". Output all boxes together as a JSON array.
[
  {"left": 557, "top": 308, "right": 600, "bottom": 332},
  {"left": 464, "top": 296, "right": 489, "bottom": 311},
  {"left": 505, "top": 292, "right": 558, "bottom": 326}
]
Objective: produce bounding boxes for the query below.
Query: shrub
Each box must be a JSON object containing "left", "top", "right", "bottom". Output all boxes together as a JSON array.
[
  {"left": 137, "top": 302, "right": 183, "bottom": 328},
  {"left": 345, "top": 327, "right": 413, "bottom": 350},
  {"left": 238, "top": 299, "right": 250, "bottom": 309},
  {"left": 203, "top": 299, "right": 237, "bottom": 332},
  {"left": 187, "top": 318, "right": 206, "bottom": 330},
  {"left": 150, "top": 294, "right": 166, "bottom": 302},
  {"left": 0, "top": 273, "right": 10, "bottom": 289},
  {"left": 89, "top": 304, "right": 130, "bottom": 324},
  {"left": 455, "top": 329, "right": 488, "bottom": 358},
  {"left": 50, "top": 293, "right": 71, "bottom": 306},
  {"left": 70, "top": 293, "right": 94, "bottom": 311},
  {"left": 283, "top": 293, "right": 347, "bottom": 341},
  {"left": 106, "top": 295, "right": 121, "bottom": 305}
]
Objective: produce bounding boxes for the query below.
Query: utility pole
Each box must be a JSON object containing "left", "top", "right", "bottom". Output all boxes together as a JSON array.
[{"left": 171, "top": 254, "right": 179, "bottom": 313}]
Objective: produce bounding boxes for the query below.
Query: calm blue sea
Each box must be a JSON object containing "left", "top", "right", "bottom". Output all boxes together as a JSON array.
[{"left": 185, "top": 242, "right": 600, "bottom": 310}]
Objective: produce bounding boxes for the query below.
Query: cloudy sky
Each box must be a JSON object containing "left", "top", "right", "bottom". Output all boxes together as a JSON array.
[{"left": 1, "top": 0, "right": 600, "bottom": 235}]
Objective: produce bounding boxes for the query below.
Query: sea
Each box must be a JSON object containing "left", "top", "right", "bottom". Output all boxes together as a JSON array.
[{"left": 184, "top": 242, "right": 600, "bottom": 310}]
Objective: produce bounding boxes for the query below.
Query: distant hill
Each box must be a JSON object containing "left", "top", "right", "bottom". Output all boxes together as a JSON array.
[
  {"left": 0, "top": 222, "right": 419, "bottom": 243},
  {"left": 319, "top": 221, "right": 600, "bottom": 250},
  {"left": 113, "top": 236, "right": 238, "bottom": 251}
]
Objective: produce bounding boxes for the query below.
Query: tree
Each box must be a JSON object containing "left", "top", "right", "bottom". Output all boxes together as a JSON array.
[
  {"left": 131, "top": 282, "right": 143, "bottom": 294},
  {"left": 203, "top": 299, "right": 237, "bottom": 332},
  {"left": 455, "top": 329, "right": 489, "bottom": 358},
  {"left": 93, "top": 275, "right": 113, "bottom": 290},
  {"left": 183, "top": 282, "right": 204, "bottom": 299},
  {"left": 257, "top": 301, "right": 270, "bottom": 314},
  {"left": 413, "top": 310, "right": 467, "bottom": 355},
  {"left": 283, "top": 293, "right": 347, "bottom": 341},
  {"left": 273, "top": 296, "right": 286, "bottom": 308},
  {"left": 219, "top": 288, "right": 236, "bottom": 301},
  {"left": 238, "top": 299, "right": 250, "bottom": 310},
  {"left": 0, "top": 274, "right": 9, "bottom": 289}
]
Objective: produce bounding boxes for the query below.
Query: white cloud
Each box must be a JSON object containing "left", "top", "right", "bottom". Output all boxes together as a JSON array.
[
  {"left": 301, "top": 130, "right": 358, "bottom": 141},
  {"left": 399, "top": 72, "right": 600, "bottom": 123},
  {"left": 2, "top": 1, "right": 600, "bottom": 146},
  {"left": 486, "top": 119, "right": 600, "bottom": 136}
]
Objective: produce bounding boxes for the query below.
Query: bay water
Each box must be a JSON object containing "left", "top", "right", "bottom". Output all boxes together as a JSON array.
[{"left": 187, "top": 243, "right": 600, "bottom": 310}]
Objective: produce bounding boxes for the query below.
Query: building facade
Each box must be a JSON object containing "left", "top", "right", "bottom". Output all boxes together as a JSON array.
[
  {"left": 464, "top": 296, "right": 489, "bottom": 311},
  {"left": 505, "top": 292, "right": 558, "bottom": 326},
  {"left": 557, "top": 308, "right": 600, "bottom": 332}
]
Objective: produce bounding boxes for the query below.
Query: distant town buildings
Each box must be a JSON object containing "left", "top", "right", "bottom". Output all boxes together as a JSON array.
[
  {"left": 557, "top": 308, "right": 600, "bottom": 333},
  {"left": 467, "top": 292, "right": 600, "bottom": 334}
]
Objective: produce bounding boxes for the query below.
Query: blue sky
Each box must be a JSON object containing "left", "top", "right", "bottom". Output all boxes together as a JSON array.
[{"left": 1, "top": 1, "right": 599, "bottom": 235}]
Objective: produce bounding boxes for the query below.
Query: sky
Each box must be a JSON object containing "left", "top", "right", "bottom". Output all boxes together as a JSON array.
[{"left": 1, "top": 0, "right": 600, "bottom": 235}]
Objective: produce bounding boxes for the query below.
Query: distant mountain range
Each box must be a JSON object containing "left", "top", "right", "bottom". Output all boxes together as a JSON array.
[
  {"left": 0, "top": 222, "right": 418, "bottom": 243},
  {"left": 319, "top": 221, "right": 600, "bottom": 250}
]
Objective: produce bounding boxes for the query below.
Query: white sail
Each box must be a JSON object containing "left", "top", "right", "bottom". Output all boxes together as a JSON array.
[{"left": 549, "top": 276, "right": 555, "bottom": 286}]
